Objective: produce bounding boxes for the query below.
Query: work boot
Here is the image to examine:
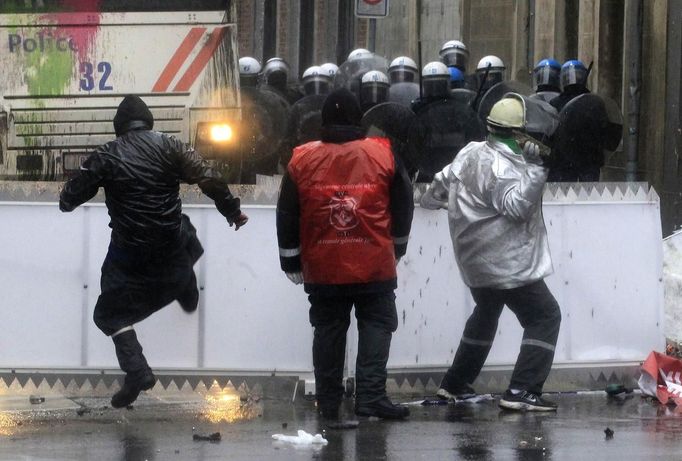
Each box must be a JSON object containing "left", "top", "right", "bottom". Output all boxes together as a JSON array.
[
  {"left": 111, "top": 329, "right": 156, "bottom": 408},
  {"left": 355, "top": 397, "right": 409, "bottom": 420},
  {"left": 111, "top": 368, "right": 156, "bottom": 408}
]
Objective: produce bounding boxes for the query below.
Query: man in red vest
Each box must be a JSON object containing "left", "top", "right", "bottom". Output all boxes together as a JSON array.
[{"left": 277, "top": 88, "right": 414, "bottom": 421}]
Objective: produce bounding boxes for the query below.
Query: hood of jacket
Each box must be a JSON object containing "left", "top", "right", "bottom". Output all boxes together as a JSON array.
[{"left": 114, "top": 95, "right": 155, "bottom": 136}]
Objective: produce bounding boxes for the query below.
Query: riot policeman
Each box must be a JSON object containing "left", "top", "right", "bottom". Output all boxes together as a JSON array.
[
  {"left": 360, "top": 70, "right": 390, "bottom": 112},
  {"left": 285, "top": 67, "right": 332, "bottom": 161},
  {"left": 411, "top": 61, "right": 450, "bottom": 113},
  {"left": 262, "top": 57, "right": 303, "bottom": 104},
  {"left": 238, "top": 57, "right": 261, "bottom": 88},
  {"left": 533, "top": 58, "right": 561, "bottom": 94},
  {"left": 387, "top": 56, "right": 420, "bottom": 107},
  {"left": 320, "top": 62, "right": 339, "bottom": 79},
  {"left": 301, "top": 66, "right": 333, "bottom": 96},
  {"left": 439, "top": 40, "right": 469, "bottom": 72},
  {"left": 335, "top": 49, "right": 389, "bottom": 102},
  {"left": 550, "top": 59, "right": 590, "bottom": 112},
  {"left": 475, "top": 55, "right": 505, "bottom": 94},
  {"left": 548, "top": 59, "right": 623, "bottom": 182},
  {"left": 388, "top": 56, "right": 419, "bottom": 83},
  {"left": 262, "top": 57, "right": 290, "bottom": 92}
]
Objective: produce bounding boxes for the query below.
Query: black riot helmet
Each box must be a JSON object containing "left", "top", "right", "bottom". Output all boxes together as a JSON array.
[
  {"left": 263, "top": 57, "right": 290, "bottom": 92},
  {"left": 421, "top": 61, "right": 450, "bottom": 99},
  {"left": 388, "top": 56, "right": 418, "bottom": 84},
  {"left": 301, "top": 66, "right": 332, "bottom": 96},
  {"left": 360, "top": 70, "right": 390, "bottom": 111},
  {"left": 439, "top": 40, "right": 469, "bottom": 72},
  {"left": 533, "top": 58, "right": 561, "bottom": 92}
]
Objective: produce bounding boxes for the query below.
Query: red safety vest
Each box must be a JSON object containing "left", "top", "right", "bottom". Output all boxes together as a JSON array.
[{"left": 288, "top": 137, "right": 397, "bottom": 285}]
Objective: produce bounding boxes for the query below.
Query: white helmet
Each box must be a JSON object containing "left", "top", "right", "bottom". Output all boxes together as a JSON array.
[
  {"left": 388, "top": 56, "right": 419, "bottom": 84},
  {"left": 302, "top": 66, "right": 322, "bottom": 79},
  {"left": 439, "top": 40, "right": 469, "bottom": 70},
  {"left": 421, "top": 62, "right": 450, "bottom": 99},
  {"left": 302, "top": 66, "right": 332, "bottom": 96},
  {"left": 238, "top": 57, "right": 261, "bottom": 75},
  {"left": 348, "top": 48, "right": 371, "bottom": 61},
  {"left": 263, "top": 57, "right": 290, "bottom": 74},
  {"left": 422, "top": 61, "right": 449, "bottom": 78},
  {"left": 320, "top": 62, "right": 339, "bottom": 77},
  {"left": 440, "top": 40, "right": 467, "bottom": 53},
  {"left": 361, "top": 70, "right": 390, "bottom": 85},
  {"left": 389, "top": 56, "right": 418, "bottom": 71},
  {"left": 360, "top": 71, "right": 389, "bottom": 109},
  {"left": 476, "top": 55, "right": 506, "bottom": 89},
  {"left": 476, "top": 55, "right": 505, "bottom": 71}
]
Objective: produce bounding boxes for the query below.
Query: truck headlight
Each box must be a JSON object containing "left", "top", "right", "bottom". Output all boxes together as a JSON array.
[
  {"left": 196, "top": 122, "right": 236, "bottom": 145},
  {"left": 210, "top": 123, "right": 233, "bottom": 142}
]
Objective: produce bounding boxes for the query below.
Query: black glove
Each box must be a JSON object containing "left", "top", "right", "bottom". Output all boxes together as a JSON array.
[{"left": 227, "top": 211, "right": 249, "bottom": 231}]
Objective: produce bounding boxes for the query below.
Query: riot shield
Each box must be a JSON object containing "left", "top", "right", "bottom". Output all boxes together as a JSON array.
[
  {"left": 451, "top": 88, "right": 477, "bottom": 105},
  {"left": 407, "top": 98, "right": 486, "bottom": 178},
  {"left": 552, "top": 93, "right": 623, "bottom": 176},
  {"left": 361, "top": 102, "right": 417, "bottom": 172},
  {"left": 285, "top": 94, "right": 326, "bottom": 164},
  {"left": 529, "top": 90, "right": 560, "bottom": 104},
  {"left": 476, "top": 80, "right": 532, "bottom": 122},
  {"left": 334, "top": 54, "right": 390, "bottom": 100},
  {"left": 388, "top": 82, "right": 420, "bottom": 107},
  {"left": 237, "top": 86, "right": 291, "bottom": 182},
  {"left": 519, "top": 93, "right": 560, "bottom": 146}
]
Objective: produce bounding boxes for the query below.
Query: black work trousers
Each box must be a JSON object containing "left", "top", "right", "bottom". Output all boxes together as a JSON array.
[
  {"left": 308, "top": 291, "right": 398, "bottom": 409},
  {"left": 440, "top": 279, "right": 561, "bottom": 395}
]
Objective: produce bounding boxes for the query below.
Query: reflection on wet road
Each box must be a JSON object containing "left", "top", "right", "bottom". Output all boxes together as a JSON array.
[{"left": 1, "top": 392, "right": 682, "bottom": 460}]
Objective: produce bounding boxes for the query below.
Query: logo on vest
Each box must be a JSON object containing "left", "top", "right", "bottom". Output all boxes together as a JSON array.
[{"left": 328, "top": 195, "right": 359, "bottom": 231}]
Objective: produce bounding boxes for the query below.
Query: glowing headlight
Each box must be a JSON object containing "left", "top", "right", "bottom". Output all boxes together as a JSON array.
[{"left": 210, "top": 123, "right": 233, "bottom": 142}]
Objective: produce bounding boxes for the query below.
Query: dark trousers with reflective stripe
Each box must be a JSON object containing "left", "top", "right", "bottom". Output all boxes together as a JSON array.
[
  {"left": 441, "top": 279, "right": 561, "bottom": 395},
  {"left": 309, "top": 291, "right": 398, "bottom": 409}
]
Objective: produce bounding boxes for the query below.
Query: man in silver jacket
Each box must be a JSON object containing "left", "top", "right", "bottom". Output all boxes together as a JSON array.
[{"left": 420, "top": 93, "right": 561, "bottom": 411}]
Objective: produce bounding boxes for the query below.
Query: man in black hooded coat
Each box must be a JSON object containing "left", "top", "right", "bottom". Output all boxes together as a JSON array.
[{"left": 60, "top": 95, "right": 248, "bottom": 408}]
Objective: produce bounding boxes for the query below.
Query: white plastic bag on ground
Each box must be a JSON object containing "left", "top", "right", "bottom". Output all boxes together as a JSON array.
[{"left": 272, "top": 429, "right": 328, "bottom": 445}]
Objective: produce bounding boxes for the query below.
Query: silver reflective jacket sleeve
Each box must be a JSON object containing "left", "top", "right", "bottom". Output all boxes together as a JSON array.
[
  {"left": 420, "top": 169, "right": 451, "bottom": 210},
  {"left": 492, "top": 163, "right": 548, "bottom": 222}
]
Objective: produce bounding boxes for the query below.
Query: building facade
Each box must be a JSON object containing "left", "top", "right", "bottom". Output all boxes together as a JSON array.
[{"left": 237, "top": 0, "right": 682, "bottom": 235}]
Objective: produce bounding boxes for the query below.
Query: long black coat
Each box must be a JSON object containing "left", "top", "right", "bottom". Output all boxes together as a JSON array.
[
  {"left": 60, "top": 129, "right": 241, "bottom": 249},
  {"left": 60, "top": 125, "right": 241, "bottom": 334}
]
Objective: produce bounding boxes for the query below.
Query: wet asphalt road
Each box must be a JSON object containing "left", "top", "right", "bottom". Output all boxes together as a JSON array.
[{"left": 1, "top": 391, "right": 681, "bottom": 460}]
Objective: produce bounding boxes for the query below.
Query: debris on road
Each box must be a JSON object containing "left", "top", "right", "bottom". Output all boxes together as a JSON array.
[
  {"left": 272, "top": 430, "right": 328, "bottom": 445},
  {"left": 193, "top": 432, "right": 221, "bottom": 442}
]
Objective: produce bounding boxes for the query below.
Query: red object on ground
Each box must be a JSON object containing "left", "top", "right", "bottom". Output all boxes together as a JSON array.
[{"left": 639, "top": 351, "right": 682, "bottom": 405}]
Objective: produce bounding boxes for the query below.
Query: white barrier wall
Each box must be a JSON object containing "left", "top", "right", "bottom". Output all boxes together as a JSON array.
[{"left": 0, "top": 183, "right": 665, "bottom": 377}]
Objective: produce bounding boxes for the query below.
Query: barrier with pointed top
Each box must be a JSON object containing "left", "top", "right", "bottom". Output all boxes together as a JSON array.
[{"left": 0, "top": 181, "right": 664, "bottom": 394}]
